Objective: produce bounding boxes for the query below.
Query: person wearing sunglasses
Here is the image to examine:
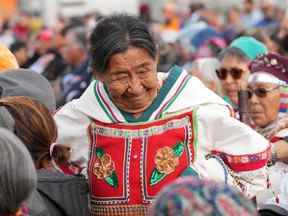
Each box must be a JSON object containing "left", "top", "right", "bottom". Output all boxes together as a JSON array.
[
  {"left": 247, "top": 81, "right": 282, "bottom": 131},
  {"left": 248, "top": 53, "right": 288, "bottom": 207},
  {"left": 217, "top": 36, "right": 268, "bottom": 111},
  {"left": 248, "top": 53, "right": 288, "bottom": 137}
]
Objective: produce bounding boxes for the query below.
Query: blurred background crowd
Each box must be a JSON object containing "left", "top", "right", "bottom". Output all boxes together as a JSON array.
[
  {"left": 2, "top": 1, "right": 288, "bottom": 215},
  {"left": 1, "top": 0, "right": 288, "bottom": 107}
]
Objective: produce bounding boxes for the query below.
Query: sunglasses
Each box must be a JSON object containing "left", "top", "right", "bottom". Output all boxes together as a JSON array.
[
  {"left": 215, "top": 67, "right": 244, "bottom": 80},
  {"left": 247, "top": 86, "right": 279, "bottom": 99}
]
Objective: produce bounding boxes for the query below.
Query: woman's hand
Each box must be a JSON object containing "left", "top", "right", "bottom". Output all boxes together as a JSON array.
[{"left": 273, "top": 140, "right": 288, "bottom": 161}]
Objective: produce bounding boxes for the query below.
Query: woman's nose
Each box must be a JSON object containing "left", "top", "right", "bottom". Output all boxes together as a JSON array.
[
  {"left": 127, "top": 76, "right": 144, "bottom": 95},
  {"left": 223, "top": 73, "right": 234, "bottom": 84},
  {"left": 249, "top": 91, "right": 259, "bottom": 104}
]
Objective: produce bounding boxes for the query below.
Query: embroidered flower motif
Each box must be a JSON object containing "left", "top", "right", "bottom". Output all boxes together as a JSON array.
[
  {"left": 155, "top": 146, "right": 179, "bottom": 175},
  {"left": 150, "top": 142, "right": 185, "bottom": 186},
  {"left": 93, "top": 153, "right": 115, "bottom": 179},
  {"left": 92, "top": 148, "right": 118, "bottom": 188}
]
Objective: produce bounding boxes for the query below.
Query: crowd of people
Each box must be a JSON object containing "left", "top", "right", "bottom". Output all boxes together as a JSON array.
[{"left": 1, "top": 0, "right": 288, "bottom": 215}]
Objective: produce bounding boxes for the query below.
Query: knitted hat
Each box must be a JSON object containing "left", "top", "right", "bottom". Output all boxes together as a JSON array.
[
  {"left": 150, "top": 177, "right": 257, "bottom": 216},
  {"left": 0, "top": 69, "right": 56, "bottom": 112},
  {"left": 0, "top": 43, "right": 19, "bottom": 71},
  {"left": 229, "top": 36, "right": 268, "bottom": 60}
]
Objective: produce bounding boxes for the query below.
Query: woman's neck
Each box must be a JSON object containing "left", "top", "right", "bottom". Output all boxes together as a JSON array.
[{"left": 132, "top": 112, "right": 143, "bottom": 119}]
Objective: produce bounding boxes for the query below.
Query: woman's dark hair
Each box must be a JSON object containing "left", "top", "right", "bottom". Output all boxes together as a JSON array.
[
  {"left": 218, "top": 46, "right": 250, "bottom": 62},
  {"left": 89, "top": 14, "right": 157, "bottom": 73}
]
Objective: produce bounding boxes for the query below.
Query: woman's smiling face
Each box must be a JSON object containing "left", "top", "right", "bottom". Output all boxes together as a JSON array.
[{"left": 97, "top": 47, "right": 159, "bottom": 115}]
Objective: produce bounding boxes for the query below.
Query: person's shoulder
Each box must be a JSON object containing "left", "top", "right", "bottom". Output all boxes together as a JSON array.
[
  {"left": 36, "top": 169, "right": 89, "bottom": 216},
  {"left": 27, "top": 189, "right": 50, "bottom": 216},
  {"left": 37, "top": 169, "right": 86, "bottom": 183}
]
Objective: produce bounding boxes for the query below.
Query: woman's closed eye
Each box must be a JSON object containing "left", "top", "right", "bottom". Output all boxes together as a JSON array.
[
  {"left": 111, "top": 74, "right": 129, "bottom": 82},
  {"left": 137, "top": 68, "right": 150, "bottom": 77}
]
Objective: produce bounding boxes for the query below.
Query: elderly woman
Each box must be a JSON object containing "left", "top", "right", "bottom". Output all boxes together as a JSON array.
[
  {"left": 248, "top": 53, "right": 288, "bottom": 206},
  {"left": 0, "top": 128, "right": 37, "bottom": 216},
  {"left": 217, "top": 36, "right": 267, "bottom": 110},
  {"left": 55, "top": 14, "right": 269, "bottom": 215}
]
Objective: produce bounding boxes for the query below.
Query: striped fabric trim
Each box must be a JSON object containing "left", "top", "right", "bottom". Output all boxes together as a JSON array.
[
  {"left": 191, "top": 107, "right": 199, "bottom": 161},
  {"left": 280, "top": 93, "right": 288, "bottom": 98},
  {"left": 155, "top": 74, "right": 191, "bottom": 119},
  {"left": 279, "top": 86, "right": 288, "bottom": 114},
  {"left": 98, "top": 82, "right": 124, "bottom": 122},
  {"left": 211, "top": 147, "right": 270, "bottom": 172},
  {"left": 149, "top": 69, "right": 190, "bottom": 120},
  {"left": 94, "top": 81, "right": 125, "bottom": 122},
  {"left": 93, "top": 83, "right": 114, "bottom": 122},
  {"left": 90, "top": 204, "right": 148, "bottom": 216}
]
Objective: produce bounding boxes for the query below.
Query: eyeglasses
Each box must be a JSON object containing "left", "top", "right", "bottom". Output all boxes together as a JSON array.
[
  {"left": 247, "top": 86, "right": 279, "bottom": 99},
  {"left": 215, "top": 67, "right": 244, "bottom": 80}
]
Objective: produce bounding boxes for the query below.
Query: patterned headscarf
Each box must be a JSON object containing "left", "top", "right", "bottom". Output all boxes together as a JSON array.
[{"left": 150, "top": 177, "right": 257, "bottom": 216}]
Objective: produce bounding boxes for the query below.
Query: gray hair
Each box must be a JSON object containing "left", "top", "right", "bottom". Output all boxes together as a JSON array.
[
  {"left": 190, "top": 57, "right": 222, "bottom": 95},
  {"left": 218, "top": 47, "right": 250, "bottom": 62},
  {"left": 0, "top": 128, "right": 37, "bottom": 214}
]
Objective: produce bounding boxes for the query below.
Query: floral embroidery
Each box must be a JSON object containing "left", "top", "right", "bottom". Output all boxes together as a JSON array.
[
  {"left": 93, "top": 154, "right": 115, "bottom": 179},
  {"left": 155, "top": 147, "right": 179, "bottom": 175},
  {"left": 93, "top": 148, "right": 118, "bottom": 188},
  {"left": 150, "top": 142, "right": 184, "bottom": 186}
]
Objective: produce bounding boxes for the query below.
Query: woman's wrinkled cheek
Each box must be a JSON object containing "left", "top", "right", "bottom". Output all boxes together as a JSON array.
[
  {"left": 106, "top": 82, "right": 127, "bottom": 98},
  {"left": 143, "top": 76, "right": 159, "bottom": 90}
]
